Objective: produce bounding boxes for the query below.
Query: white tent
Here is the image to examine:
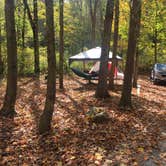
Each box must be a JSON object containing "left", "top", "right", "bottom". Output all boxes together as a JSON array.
[{"left": 69, "top": 47, "right": 122, "bottom": 65}]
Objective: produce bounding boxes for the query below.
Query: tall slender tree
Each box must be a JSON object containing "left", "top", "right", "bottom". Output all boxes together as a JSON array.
[
  {"left": 89, "top": 0, "right": 99, "bottom": 47},
  {"left": 59, "top": 0, "right": 64, "bottom": 89},
  {"left": 99, "top": 0, "right": 104, "bottom": 41},
  {"left": 23, "top": 0, "right": 40, "bottom": 75},
  {"left": 0, "top": 22, "right": 4, "bottom": 78},
  {"left": 95, "top": 0, "right": 114, "bottom": 98},
  {"left": 133, "top": 1, "right": 141, "bottom": 88},
  {"left": 153, "top": 0, "right": 158, "bottom": 64},
  {"left": 109, "top": 0, "right": 119, "bottom": 89},
  {"left": 133, "top": 48, "right": 139, "bottom": 88},
  {"left": 33, "top": 0, "right": 39, "bottom": 74},
  {"left": 20, "top": 5, "right": 26, "bottom": 74},
  {"left": 119, "top": 0, "right": 142, "bottom": 108},
  {"left": 0, "top": 4, "right": 4, "bottom": 78},
  {"left": 0, "top": 0, "right": 17, "bottom": 116},
  {"left": 39, "top": 0, "right": 56, "bottom": 134}
]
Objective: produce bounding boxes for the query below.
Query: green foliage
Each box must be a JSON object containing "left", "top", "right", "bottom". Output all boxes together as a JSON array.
[
  {"left": 140, "top": 0, "right": 166, "bottom": 66},
  {"left": 0, "top": 0, "right": 165, "bottom": 76}
]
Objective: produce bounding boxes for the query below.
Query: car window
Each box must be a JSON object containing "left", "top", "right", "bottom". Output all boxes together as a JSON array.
[{"left": 157, "top": 64, "right": 166, "bottom": 71}]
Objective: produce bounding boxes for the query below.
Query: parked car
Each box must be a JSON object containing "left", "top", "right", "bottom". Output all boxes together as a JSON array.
[{"left": 151, "top": 63, "right": 166, "bottom": 84}]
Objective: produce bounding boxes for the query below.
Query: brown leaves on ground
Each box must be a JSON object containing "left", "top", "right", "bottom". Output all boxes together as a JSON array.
[{"left": 0, "top": 75, "right": 165, "bottom": 166}]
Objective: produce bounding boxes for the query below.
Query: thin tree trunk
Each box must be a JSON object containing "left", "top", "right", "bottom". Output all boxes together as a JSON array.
[
  {"left": 119, "top": 0, "right": 142, "bottom": 108},
  {"left": 39, "top": 0, "right": 56, "bottom": 134},
  {"left": 0, "top": 22, "right": 4, "bottom": 78},
  {"left": 89, "top": 0, "right": 99, "bottom": 47},
  {"left": 99, "top": 0, "right": 104, "bottom": 41},
  {"left": 109, "top": 0, "right": 119, "bottom": 89},
  {"left": 154, "top": 28, "right": 157, "bottom": 64},
  {"left": 33, "top": 0, "right": 40, "bottom": 75},
  {"left": 95, "top": 0, "right": 114, "bottom": 98},
  {"left": 133, "top": 4, "right": 141, "bottom": 88},
  {"left": 59, "top": 0, "right": 64, "bottom": 89},
  {"left": 23, "top": 0, "right": 40, "bottom": 75},
  {"left": 154, "top": 0, "right": 158, "bottom": 64},
  {"left": 79, "top": 0, "right": 84, "bottom": 51},
  {"left": 133, "top": 48, "right": 139, "bottom": 88},
  {"left": 20, "top": 6, "right": 26, "bottom": 75},
  {"left": 0, "top": 0, "right": 17, "bottom": 117}
]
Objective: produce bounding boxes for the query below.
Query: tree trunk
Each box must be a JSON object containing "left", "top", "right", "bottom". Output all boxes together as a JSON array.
[
  {"left": 0, "top": 22, "right": 4, "bottom": 78},
  {"left": 23, "top": 0, "right": 40, "bottom": 75},
  {"left": 119, "top": 0, "right": 142, "bottom": 108},
  {"left": 33, "top": 0, "right": 40, "bottom": 75},
  {"left": 109, "top": 0, "right": 119, "bottom": 90},
  {"left": 59, "top": 0, "right": 64, "bottom": 89},
  {"left": 154, "top": 28, "right": 157, "bottom": 64},
  {"left": 95, "top": 0, "right": 114, "bottom": 98},
  {"left": 132, "top": 1, "right": 141, "bottom": 88},
  {"left": 0, "top": 0, "right": 17, "bottom": 117},
  {"left": 99, "top": 0, "right": 104, "bottom": 42},
  {"left": 89, "top": 0, "right": 99, "bottom": 47},
  {"left": 154, "top": 0, "right": 158, "bottom": 64},
  {"left": 133, "top": 48, "right": 139, "bottom": 88},
  {"left": 91, "top": 15, "right": 96, "bottom": 47},
  {"left": 20, "top": 6, "right": 26, "bottom": 75},
  {"left": 39, "top": 0, "right": 56, "bottom": 134}
]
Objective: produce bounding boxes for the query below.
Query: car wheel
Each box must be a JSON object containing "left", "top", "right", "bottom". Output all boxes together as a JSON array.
[{"left": 153, "top": 79, "right": 158, "bottom": 85}]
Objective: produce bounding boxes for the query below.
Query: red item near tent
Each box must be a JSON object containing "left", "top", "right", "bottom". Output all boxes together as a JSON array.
[{"left": 108, "top": 62, "right": 118, "bottom": 77}]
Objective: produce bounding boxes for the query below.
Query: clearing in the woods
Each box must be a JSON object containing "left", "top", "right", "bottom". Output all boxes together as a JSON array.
[{"left": 0, "top": 76, "right": 165, "bottom": 165}]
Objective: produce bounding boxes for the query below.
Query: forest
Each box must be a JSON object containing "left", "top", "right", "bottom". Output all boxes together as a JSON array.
[{"left": 0, "top": 0, "right": 166, "bottom": 165}]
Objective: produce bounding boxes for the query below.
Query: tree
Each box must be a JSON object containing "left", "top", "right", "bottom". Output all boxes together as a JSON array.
[
  {"left": 89, "top": 0, "right": 99, "bottom": 47},
  {"left": 19, "top": 5, "right": 26, "bottom": 74},
  {"left": 132, "top": 0, "right": 141, "bottom": 88},
  {"left": 39, "top": 0, "right": 56, "bottom": 134},
  {"left": 0, "top": 22, "right": 4, "bottom": 78},
  {"left": 59, "top": 0, "right": 64, "bottom": 89},
  {"left": 109, "top": 0, "right": 119, "bottom": 89},
  {"left": 0, "top": 4, "right": 4, "bottom": 78},
  {"left": 139, "top": 0, "right": 165, "bottom": 69},
  {"left": 23, "top": 0, "right": 40, "bottom": 75},
  {"left": 119, "top": 0, "right": 142, "bottom": 108},
  {"left": 0, "top": 0, "right": 17, "bottom": 116},
  {"left": 133, "top": 48, "right": 139, "bottom": 88},
  {"left": 95, "top": 0, "right": 114, "bottom": 98},
  {"left": 154, "top": 0, "right": 158, "bottom": 64}
]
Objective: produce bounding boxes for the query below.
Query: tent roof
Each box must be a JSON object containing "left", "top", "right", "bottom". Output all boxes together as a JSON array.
[{"left": 69, "top": 47, "right": 122, "bottom": 64}]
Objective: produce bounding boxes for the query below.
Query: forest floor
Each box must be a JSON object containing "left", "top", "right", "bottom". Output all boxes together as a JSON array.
[{"left": 0, "top": 75, "right": 165, "bottom": 166}]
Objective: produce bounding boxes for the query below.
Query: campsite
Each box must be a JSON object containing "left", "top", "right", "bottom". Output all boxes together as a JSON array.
[
  {"left": 0, "top": 0, "right": 166, "bottom": 165},
  {"left": 0, "top": 75, "right": 166, "bottom": 165}
]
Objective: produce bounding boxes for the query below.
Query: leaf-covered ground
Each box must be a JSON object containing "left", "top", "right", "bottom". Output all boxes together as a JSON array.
[{"left": 0, "top": 75, "right": 165, "bottom": 166}]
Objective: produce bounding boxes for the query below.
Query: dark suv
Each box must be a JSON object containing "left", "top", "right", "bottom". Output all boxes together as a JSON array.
[{"left": 151, "top": 63, "right": 166, "bottom": 84}]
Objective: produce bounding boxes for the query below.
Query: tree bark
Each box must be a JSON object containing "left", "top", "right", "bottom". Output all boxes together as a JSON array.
[
  {"left": 20, "top": 6, "right": 26, "bottom": 75},
  {"left": 0, "top": 22, "right": 4, "bottom": 78},
  {"left": 23, "top": 0, "right": 40, "bottom": 75},
  {"left": 154, "top": 0, "right": 158, "bottom": 64},
  {"left": 0, "top": 0, "right": 17, "bottom": 117},
  {"left": 95, "top": 0, "right": 114, "bottom": 98},
  {"left": 89, "top": 0, "right": 99, "bottom": 47},
  {"left": 109, "top": 0, "right": 119, "bottom": 89},
  {"left": 133, "top": 48, "right": 139, "bottom": 88},
  {"left": 99, "top": 0, "right": 104, "bottom": 42},
  {"left": 33, "top": 0, "right": 40, "bottom": 75},
  {"left": 132, "top": 0, "right": 141, "bottom": 88},
  {"left": 59, "top": 0, "right": 64, "bottom": 89},
  {"left": 154, "top": 28, "right": 157, "bottom": 64},
  {"left": 119, "top": 0, "right": 142, "bottom": 108},
  {"left": 39, "top": 0, "right": 56, "bottom": 134}
]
